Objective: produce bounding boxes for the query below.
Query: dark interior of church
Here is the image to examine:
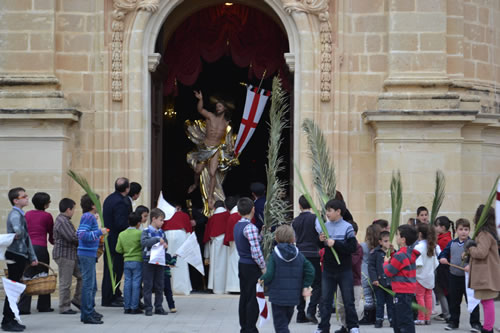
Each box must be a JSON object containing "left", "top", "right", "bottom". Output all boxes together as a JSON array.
[{"left": 152, "top": 4, "right": 292, "bottom": 211}]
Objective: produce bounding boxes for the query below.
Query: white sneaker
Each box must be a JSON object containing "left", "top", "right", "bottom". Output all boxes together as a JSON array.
[{"left": 350, "top": 328, "right": 360, "bottom": 333}]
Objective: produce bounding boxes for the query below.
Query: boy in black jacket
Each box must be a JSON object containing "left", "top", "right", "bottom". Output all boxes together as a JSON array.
[
  {"left": 368, "top": 230, "right": 394, "bottom": 328},
  {"left": 315, "top": 200, "right": 359, "bottom": 333}
]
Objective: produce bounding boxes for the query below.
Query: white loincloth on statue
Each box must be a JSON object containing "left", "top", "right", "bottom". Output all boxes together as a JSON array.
[
  {"left": 207, "top": 234, "right": 227, "bottom": 294},
  {"left": 165, "top": 229, "right": 192, "bottom": 295},
  {"left": 225, "top": 240, "right": 240, "bottom": 293}
]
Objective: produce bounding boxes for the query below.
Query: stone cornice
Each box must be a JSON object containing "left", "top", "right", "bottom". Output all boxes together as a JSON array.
[
  {"left": 112, "top": 0, "right": 160, "bottom": 101},
  {"left": 0, "top": 109, "right": 81, "bottom": 122},
  {"left": 362, "top": 110, "right": 478, "bottom": 123},
  {"left": 282, "top": 0, "right": 332, "bottom": 102}
]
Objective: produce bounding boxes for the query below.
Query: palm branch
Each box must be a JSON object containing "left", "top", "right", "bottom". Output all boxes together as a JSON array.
[
  {"left": 67, "top": 170, "right": 119, "bottom": 292},
  {"left": 295, "top": 163, "right": 340, "bottom": 264},
  {"left": 262, "top": 76, "right": 292, "bottom": 260},
  {"left": 430, "top": 170, "right": 446, "bottom": 224},
  {"left": 302, "top": 118, "right": 336, "bottom": 208},
  {"left": 472, "top": 175, "right": 500, "bottom": 240},
  {"left": 388, "top": 170, "right": 402, "bottom": 256}
]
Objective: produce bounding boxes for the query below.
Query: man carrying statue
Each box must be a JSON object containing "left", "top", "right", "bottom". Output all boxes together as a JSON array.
[{"left": 186, "top": 91, "right": 239, "bottom": 216}]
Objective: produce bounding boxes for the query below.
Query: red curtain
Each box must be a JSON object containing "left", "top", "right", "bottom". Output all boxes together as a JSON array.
[{"left": 163, "top": 4, "right": 289, "bottom": 95}]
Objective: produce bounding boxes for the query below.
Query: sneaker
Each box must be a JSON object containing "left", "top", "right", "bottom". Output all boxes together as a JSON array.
[
  {"left": 297, "top": 312, "right": 309, "bottom": 323},
  {"left": 446, "top": 323, "right": 459, "bottom": 331},
  {"left": 334, "top": 327, "right": 348, "bottom": 333},
  {"left": 82, "top": 317, "right": 103, "bottom": 324},
  {"left": 425, "top": 321, "right": 431, "bottom": 325},
  {"left": 415, "top": 320, "right": 426, "bottom": 325},
  {"left": 306, "top": 313, "right": 318, "bottom": 324},
  {"left": 470, "top": 324, "right": 482, "bottom": 333},
  {"left": 349, "top": 328, "right": 359, "bottom": 333},
  {"left": 374, "top": 320, "right": 383, "bottom": 328},
  {"left": 145, "top": 310, "right": 152, "bottom": 316},
  {"left": 154, "top": 308, "right": 167, "bottom": 315},
  {"left": 124, "top": 309, "right": 131, "bottom": 314},
  {"left": 169, "top": 308, "right": 177, "bottom": 313},
  {"left": 434, "top": 314, "right": 446, "bottom": 321},
  {"left": 131, "top": 309, "right": 144, "bottom": 314},
  {"left": 61, "top": 309, "right": 77, "bottom": 315}
]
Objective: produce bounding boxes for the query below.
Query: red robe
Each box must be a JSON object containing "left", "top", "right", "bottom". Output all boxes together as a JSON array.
[
  {"left": 203, "top": 211, "right": 230, "bottom": 244},
  {"left": 223, "top": 212, "right": 241, "bottom": 246},
  {"left": 162, "top": 211, "right": 193, "bottom": 233}
]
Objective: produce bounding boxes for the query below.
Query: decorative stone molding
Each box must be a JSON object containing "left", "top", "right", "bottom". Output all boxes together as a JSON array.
[
  {"left": 112, "top": 0, "right": 160, "bottom": 101},
  {"left": 284, "top": 52, "right": 295, "bottom": 73},
  {"left": 282, "top": 0, "right": 332, "bottom": 102},
  {"left": 148, "top": 53, "right": 161, "bottom": 72}
]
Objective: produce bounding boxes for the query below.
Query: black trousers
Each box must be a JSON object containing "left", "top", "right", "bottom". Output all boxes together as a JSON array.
[
  {"left": 297, "top": 257, "right": 321, "bottom": 317},
  {"left": 18, "top": 245, "right": 51, "bottom": 312},
  {"left": 272, "top": 303, "right": 294, "bottom": 333},
  {"left": 448, "top": 274, "right": 480, "bottom": 327},
  {"left": 392, "top": 293, "right": 415, "bottom": 333},
  {"left": 2, "top": 252, "right": 28, "bottom": 325},
  {"left": 101, "top": 249, "right": 123, "bottom": 305},
  {"left": 163, "top": 272, "right": 175, "bottom": 309},
  {"left": 142, "top": 263, "right": 164, "bottom": 311},
  {"left": 238, "top": 263, "right": 261, "bottom": 333}
]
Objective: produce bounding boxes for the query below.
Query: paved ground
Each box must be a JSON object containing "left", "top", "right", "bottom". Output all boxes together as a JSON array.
[{"left": 16, "top": 294, "right": 500, "bottom": 333}]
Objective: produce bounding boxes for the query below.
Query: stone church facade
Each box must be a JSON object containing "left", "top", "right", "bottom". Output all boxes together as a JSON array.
[{"left": 1, "top": 0, "right": 499, "bottom": 232}]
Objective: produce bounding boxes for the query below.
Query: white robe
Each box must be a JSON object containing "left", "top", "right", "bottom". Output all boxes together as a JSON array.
[
  {"left": 206, "top": 234, "right": 227, "bottom": 294},
  {"left": 166, "top": 229, "right": 192, "bottom": 295},
  {"left": 225, "top": 240, "right": 240, "bottom": 293}
]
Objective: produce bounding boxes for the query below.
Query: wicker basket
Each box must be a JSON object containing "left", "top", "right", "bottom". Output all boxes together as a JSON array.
[{"left": 22, "top": 262, "right": 57, "bottom": 296}]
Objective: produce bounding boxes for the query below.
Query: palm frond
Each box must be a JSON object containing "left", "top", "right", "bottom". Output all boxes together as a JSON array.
[
  {"left": 430, "top": 170, "right": 446, "bottom": 224},
  {"left": 472, "top": 175, "right": 500, "bottom": 240},
  {"left": 262, "top": 77, "right": 292, "bottom": 260},
  {"left": 302, "top": 118, "right": 336, "bottom": 207},
  {"left": 389, "top": 170, "right": 402, "bottom": 256},
  {"left": 295, "top": 163, "right": 340, "bottom": 264},
  {"left": 67, "top": 170, "right": 119, "bottom": 292}
]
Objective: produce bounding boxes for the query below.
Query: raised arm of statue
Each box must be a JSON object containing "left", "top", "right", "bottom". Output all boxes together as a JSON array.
[{"left": 193, "top": 90, "right": 211, "bottom": 119}]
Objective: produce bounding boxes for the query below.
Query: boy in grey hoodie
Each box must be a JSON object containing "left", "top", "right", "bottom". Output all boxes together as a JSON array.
[{"left": 259, "top": 225, "right": 315, "bottom": 333}]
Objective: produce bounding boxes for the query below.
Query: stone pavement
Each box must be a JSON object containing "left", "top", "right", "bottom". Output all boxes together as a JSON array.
[{"left": 16, "top": 294, "right": 500, "bottom": 333}]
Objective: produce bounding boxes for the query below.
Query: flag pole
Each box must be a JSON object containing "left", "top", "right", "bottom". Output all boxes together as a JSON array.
[{"left": 257, "top": 69, "right": 267, "bottom": 91}]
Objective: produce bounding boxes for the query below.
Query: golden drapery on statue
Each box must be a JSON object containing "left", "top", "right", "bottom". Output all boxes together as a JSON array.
[{"left": 185, "top": 119, "right": 239, "bottom": 216}]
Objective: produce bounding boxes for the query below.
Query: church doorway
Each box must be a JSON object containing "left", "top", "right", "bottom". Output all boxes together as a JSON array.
[{"left": 150, "top": 3, "right": 292, "bottom": 212}]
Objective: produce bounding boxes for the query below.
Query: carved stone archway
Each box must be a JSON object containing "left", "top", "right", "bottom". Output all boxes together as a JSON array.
[{"left": 113, "top": 0, "right": 333, "bottom": 206}]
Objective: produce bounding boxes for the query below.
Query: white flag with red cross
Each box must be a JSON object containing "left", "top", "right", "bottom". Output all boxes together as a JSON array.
[
  {"left": 234, "top": 85, "right": 271, "bottom": 157},
  {"left": 256, "top": 283, "right": 269, "bottom": 327}
]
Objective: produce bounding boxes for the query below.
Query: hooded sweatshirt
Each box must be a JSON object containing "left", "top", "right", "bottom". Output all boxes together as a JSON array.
[
  {"left": 384, "top": 245, "right": 420, "bottom": 294},
  {"left": 260, "top": 243, "right": 315, "bottom": 306}
]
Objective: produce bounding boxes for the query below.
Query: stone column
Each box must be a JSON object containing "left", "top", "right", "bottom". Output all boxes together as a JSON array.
[{"left": 0, "top": 0, "right": 80, "bottom": 222}]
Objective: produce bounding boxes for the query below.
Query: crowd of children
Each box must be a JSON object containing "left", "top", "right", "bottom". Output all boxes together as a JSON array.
[{"left": 3, "top": 185, "right": 500, "bottom": 333}]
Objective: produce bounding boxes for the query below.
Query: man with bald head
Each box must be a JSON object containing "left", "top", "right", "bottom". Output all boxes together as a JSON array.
[{"left": 102, "top": 177, "right": 131, "bottom": 307}]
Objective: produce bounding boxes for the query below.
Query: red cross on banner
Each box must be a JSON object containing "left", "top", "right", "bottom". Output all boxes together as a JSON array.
[{"left": 234, "top": 85, "right": 271, "bottom": 157}]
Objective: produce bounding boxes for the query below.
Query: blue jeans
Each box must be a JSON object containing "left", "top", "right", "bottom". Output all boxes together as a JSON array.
[
  {"left": 78, "top": 255, "right": 97, "bottom": 321},
  {"left": 375, "top": 286, "right": 393, "bottom": 322},
  {"left": 124, "top": 261, "right": 142, "bottom": 310},
  {"left": 393, "top": 293, "right": 415, "bottom": 333},
  {"left": 318, "top": 269, "right": 359, "bottom": 331}
]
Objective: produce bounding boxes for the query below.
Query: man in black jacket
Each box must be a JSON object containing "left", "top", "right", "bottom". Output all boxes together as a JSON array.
[
  {"left": 292, "top": 195, "right": 321, "bottom": 324},
  {"left": 101, "top": 177, "right": 131, "bottom": 307}
]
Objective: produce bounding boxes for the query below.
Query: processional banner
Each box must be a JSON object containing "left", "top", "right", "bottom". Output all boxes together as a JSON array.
[{"left": 234, "top": 85, "right": 271, "bottom": 157}]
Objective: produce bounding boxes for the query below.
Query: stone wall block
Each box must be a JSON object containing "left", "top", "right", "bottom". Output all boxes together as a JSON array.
[
  {"left": 447, "top": 36, "right": 463, "bottom": 55},
  {"left": 420, "top": 33, "right": 446, "bottom": 51},
  {"left": 447, "top": 56, "right": 464, "bottom": 75},
  {"left": 62, "top": 0, "right": 96, "bottom": 13},
  {"left": 416, "top": 0, "right": 446, "bottom": 12},
  {"left": 34, "top": 0, "right": 54, "bottom": 10},
  {"left": 354, "top": 15, "right": 386, "bottom": 33},
  {"left": 478, "top": 7, "right": 489, "bottom": 25},
  {"left": 471, "top": 43, "right": 489, "bottom": 62},
  {"left": 30, "top": 33, "right": 54, "bottom": 51},
  {"left": 464, "top": 23, "right": 485, "bottom": 42},
  {"left": 369, "top": 54, "right": 387, "bottom": 72},
  {"left": 63, "top": 34, "right": 92, "bottom": 52},
  {"left": 447, "top": 0, "right": 463, "bottom": 16},
  {"left": 351, "top": 0, "right": 385, "bottom": 13},
  {"left": 390, "top": 0, "right": 415, "bottom": 12},
  {"left": 366, "top": 35, "right": 382, "bottom": 52},
  {"left": 0, "top": 32, "right": 29, "bottom": 50},
  {"left": 476, "top": 62, "right": 494, "bottom": 81},
  {"left": 447, "top": 17, "right": 464, "bottom": 35},
  {"left": 391, "top": 13, "right": 445, "bottom": 32},
  {"left": 57, "top": 14, "right": 85, "bottom": 32},
  {"left": 464, "top": 3, "right": 478, "bottom": 22},
  {"left": 0, "top": 13, "right": 53, "bottom": 31},
  {"left": 389, "top": 33, "right": 418, "bottom": 51},
  {"left": 56, "top": 54, "right": 89, "bottom": 71},
  {"left": 0, "top": 52, "right": 53, "bottom": 72},
  {"left": 1, "top": 0, "right": 32, "bottom": 11}
]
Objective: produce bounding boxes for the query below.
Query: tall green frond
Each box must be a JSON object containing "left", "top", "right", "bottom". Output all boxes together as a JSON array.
[
  {"left": 262, "top": 77, "right": 292, "bottom": 260},
  {"left": 67, "top": 170, "right": 119, "bottom": 292},
  {"left": 295, "top": 163, "right": 340, "bottom": 264},
  {"left": 430, "top": 170, "right": 446, "bottom": 224},
  {"left": 302, "top": 118, "right": 336, "bottom": 207},
  {"left": 472, "top": 175, "right": 500, "bottom": 240},
  {"left": 389, "top": 170, "right": 403, "bottom": 247}
]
